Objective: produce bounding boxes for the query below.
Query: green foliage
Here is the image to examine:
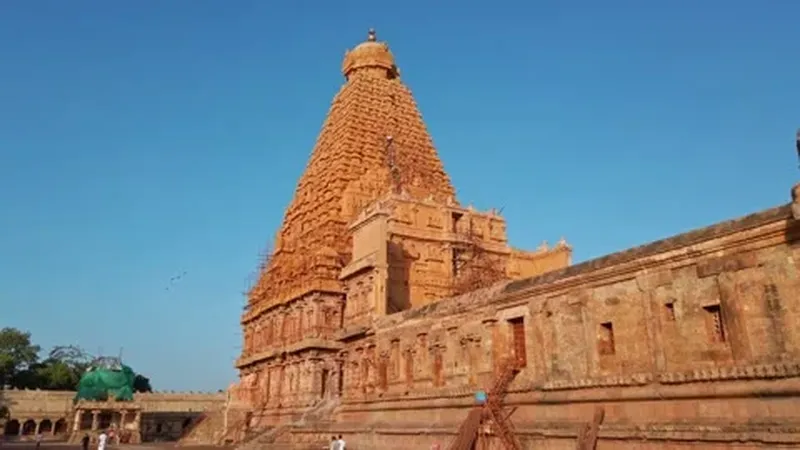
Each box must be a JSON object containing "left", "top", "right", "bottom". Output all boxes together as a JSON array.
[
  {"left": 37, "top": 360, "right": 80, "bottom": 390},
  {"left": 0, "top": 388, "right": 9, "bottom": 421},
  {"left": 0, "top": 328, "right": 154, "bottom": 392},
  {"left": 0, "top": 328, "right": 41, "bottom": 385},
  {"left": 133, "top": 374, "right": 153, "bottom": 393}
]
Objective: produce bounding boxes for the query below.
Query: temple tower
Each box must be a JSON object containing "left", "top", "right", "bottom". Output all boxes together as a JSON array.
[{"left": 235, "top": 30, "right": 571, "bottom": 424}]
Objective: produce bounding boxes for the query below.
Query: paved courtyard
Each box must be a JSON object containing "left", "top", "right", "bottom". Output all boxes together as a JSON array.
[{"left": 0, "top": 444, "right": 231, "bottom": 450}]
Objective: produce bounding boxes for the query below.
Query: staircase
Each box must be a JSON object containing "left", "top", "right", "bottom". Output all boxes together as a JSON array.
[
  {"left": 176, "top": 409, "right": 226, "bottom": 446},
  {"left": 235, "top": 394, "right": 340, "bottom": 450}
]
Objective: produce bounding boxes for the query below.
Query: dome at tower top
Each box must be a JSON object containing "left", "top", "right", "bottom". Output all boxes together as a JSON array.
[{"left": 341, "top": 29, "right": 399, "bottom": 79}]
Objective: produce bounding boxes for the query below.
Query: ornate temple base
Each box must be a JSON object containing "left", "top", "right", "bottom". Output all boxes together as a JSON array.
[{"left": 68, "top": 401, "right": 142, "bottom": 445}]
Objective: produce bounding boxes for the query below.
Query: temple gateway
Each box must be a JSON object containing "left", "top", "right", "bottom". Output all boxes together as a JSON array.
[{"left": 229, "top": 30, "right": 800, "bottom": 450}]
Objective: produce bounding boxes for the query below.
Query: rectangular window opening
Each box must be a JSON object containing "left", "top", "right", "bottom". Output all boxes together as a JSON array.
[
  {"left": 703, "top": 304, "right": 726, "bottom": 343},
  {"left": 451, "top": 212, "right": 463, "bottom": 233},
  {"left": 508, "top": 317, "right": 527, "bottom": 368},
  {"left": 664, "top": 302, "right": 676, "bottom": 322},
  {"left": 598, "top": 322, "right": 616, "bottom": 356}
]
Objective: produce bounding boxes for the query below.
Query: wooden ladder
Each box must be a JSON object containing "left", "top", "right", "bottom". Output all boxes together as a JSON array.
[{"left": 446, "top": 358, "right": 523, "bottom": 450}]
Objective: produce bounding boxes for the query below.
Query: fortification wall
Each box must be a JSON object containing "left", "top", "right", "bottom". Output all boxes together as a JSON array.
[
  {"left": 133, "top": 391, "right": 226, "bottom": 413},
  {"left": 1, "top": 389, "right": 74, "bottom": 420},
  {"left": 1, "top": 389, "right": 226, "bottom": 418},
  {"left": 296, "top": 203, "right": 800, "bottom": 449}
]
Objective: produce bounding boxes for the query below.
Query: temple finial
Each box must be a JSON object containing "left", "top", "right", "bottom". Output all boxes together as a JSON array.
[
  {"left": 795, "top": 128, "right": 799, "bottom": 169},
  {"left": 367, "top": 28, "right": 377, "bottom": 42}
]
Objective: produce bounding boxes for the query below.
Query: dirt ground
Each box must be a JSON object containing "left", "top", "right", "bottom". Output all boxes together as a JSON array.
[{"left": 0, "top": 444, "right": 232, "bottom": 450}]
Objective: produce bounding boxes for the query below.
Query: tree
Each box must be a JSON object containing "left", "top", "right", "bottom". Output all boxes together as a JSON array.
[
  {"left": 36, "top": 360, "right": 80, "bottom": 390},
  {"left": 0, "top": 327, "right": 41, "bottom": 386},
  {"left": 133, "top": 374, "right": 152, "bottom": 393},
  {"left": 48, "top": 345, "right": 93, "bottom": 373},
  {"left": 0, "top": 331, "right": 156, "bottom": 392},
  {"left": 0, "top": 387, "right": 9, "bottom": 424}
]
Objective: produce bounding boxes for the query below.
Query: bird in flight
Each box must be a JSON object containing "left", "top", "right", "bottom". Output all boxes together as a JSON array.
[{"left": 165, "top": 271, "right": 188, "bottom": 291}]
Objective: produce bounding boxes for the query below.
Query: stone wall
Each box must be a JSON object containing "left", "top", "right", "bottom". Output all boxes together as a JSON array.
[
  {"left": 0, "top": 388, "right": 226, "bottom": 442},
  {"left": 301, "top": 202, "right": 800, "bottom": 449}
]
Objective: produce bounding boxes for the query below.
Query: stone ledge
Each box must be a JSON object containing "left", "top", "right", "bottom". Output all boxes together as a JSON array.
[
  {"left": 658, "top": 362, "right": 800, "bottom": 384},
  {"left": 285, "top": 421, "right": 800, "bottom": 445},
  {"left": 504, "top": 204, "right": 793, "bottom": 296},
  {"left": 236, "top": 339, "right": 344, "bottom": 368},
  {"left": 335, "top": 362, "right": 800, "bottom": 406}
]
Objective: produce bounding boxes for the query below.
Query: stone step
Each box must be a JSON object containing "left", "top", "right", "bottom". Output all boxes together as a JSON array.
[{"left": 263, "top": 444, "right": 328, "bottom": 450}]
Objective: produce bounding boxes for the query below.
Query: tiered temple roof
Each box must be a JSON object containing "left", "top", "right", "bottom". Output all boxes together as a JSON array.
[{"left": 245, "top": 30, "right": 456, "bottom": 318}]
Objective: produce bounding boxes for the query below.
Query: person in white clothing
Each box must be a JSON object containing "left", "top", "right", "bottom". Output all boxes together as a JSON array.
[
  {"left": 97, "top": 431, "right": 108, "bottom": 450},
  {"left": 336, "top": 435, "right": 346, "bottom": 450}
]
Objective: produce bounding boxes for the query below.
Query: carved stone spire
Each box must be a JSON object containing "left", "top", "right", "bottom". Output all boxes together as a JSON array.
[{"left": 245, "top": 30, "right": 457, "bottom": 317}]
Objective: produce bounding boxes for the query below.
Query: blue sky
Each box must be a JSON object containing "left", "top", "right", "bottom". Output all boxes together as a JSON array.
[{"left": 1, "top": 0, "right": 798, "bottom": 391}]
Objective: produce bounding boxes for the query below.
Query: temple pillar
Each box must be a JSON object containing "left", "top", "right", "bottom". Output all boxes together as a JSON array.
[
  {"left": 445, "top": 324, "right": 464, "bottom": 384},
  {"left": 332, "top": 357, "right": 343, "bottom": 398},
  {"left": 132, "top": 411, "right": 142, "bottom": 444},
  {"left": 301, "top": 359, "right": 314, "bottom": 405},
  {"left": 277, "top": 363, "right": 286, "bottom": 407},
  {"left": 481, "top": 318, "right": 499, "bottom": 374},
  {"left": 91, "top": 410, "right": 100, "bottom": 431},
  {"left": 288, "top": 307, "right": 296, "bottom": 344},
  {"left": 310, "top": 357, "right": 323, "bottom": 400},
  {"left": 416, "top": 333, "right": 429, "bottom": 387},
  {"left": 365, "top": 344, "right": 377, "bottom": 394},
  {"left": 276, "top": 309, "right": 286, "bottom": 345},
  {"left": 34, "top": 420, "right": 41, "bottom": 435},
  {"left": 265, "top": 364, "right": 275, "bottom": 407},
  {"left": 297, "top": 301, "right": 306, "bottom": 340},
  {"left": 312, "top": 297, "right": 323, "bottom": 338},
  {"left": 341, "top": 352, "right": 353, "bottom": 398},
  {"left": 119, "top": 410, "right": 127, "bottom": 439},
  {"left": 72, "top": 410, "right": 82, "bottom": 432}
]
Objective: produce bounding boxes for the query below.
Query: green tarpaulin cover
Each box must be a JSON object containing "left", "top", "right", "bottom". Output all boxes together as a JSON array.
[{"left": 74, "top": 357, "right": 136, "bottom": 402}]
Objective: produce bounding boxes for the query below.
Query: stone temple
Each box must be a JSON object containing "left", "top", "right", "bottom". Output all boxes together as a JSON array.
[
  {"left": 234, "top": 27, "right": 569, "bottom": 423},
  {"left": 6, "top": 29, "right": 794, "bottom": 450},
  {"left": 219, "top": 29, "right": 800, "bottom": 450}
]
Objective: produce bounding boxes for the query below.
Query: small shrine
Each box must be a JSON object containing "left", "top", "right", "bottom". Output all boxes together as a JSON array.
[{"left": 68, "top": 356, "right": 142, "bottom": 444}]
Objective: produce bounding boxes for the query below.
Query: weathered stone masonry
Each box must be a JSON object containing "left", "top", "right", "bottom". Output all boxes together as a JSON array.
[
  {"left": 279, "top": 202, "right": 800, "bottom": 450},
  {"left": 235, "top": 28, "right": 800, "bottom": 449}
]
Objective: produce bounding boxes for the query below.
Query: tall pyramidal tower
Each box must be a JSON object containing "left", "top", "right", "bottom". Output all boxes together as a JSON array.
[
  {"left": 248, "top": 29, "right": 456, "bottom": 313},
  {"left": 235, "top": 30, "right": 570, "bottom": 419}
]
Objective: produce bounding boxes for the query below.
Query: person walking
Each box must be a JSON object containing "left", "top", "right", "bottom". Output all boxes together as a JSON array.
[
  {"left": 336, "top": 434, "right": 346, "bottom": 450},
  {"left": 97, "top": 430, "right": 108, "bottom": 450}
]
